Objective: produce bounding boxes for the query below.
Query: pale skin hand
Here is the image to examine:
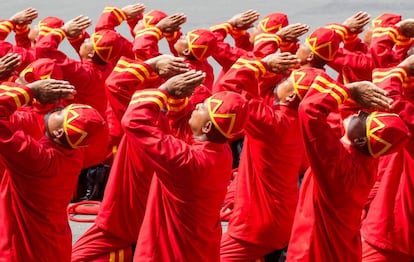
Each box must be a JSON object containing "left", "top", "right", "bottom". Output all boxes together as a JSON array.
[
  {"left": 228, "top": 10, "right": 260, "bottom": 30},
  {"left": 10, "top": 8, "right": 38, "bottom": 25},
  {"left": 343, "top": 11, "right": 371, "bottom": 33},
  {"left": 158, "top": 70, "right": 205, "bottom": 98},
  {"left": 27, "top": 79, "right": 77, "bottom": 104},
  {"left": 0, "top": 53, "right": 21, "bottom": 79},
  {"left": 62, "top": 15, "right": 92, "bottom": 38},
  {"left": 277, "top": 23, "right": 310, "bottom": 42},
  {"left": 122, "top": 3, "right": 146, "bottom": 20},
  {"left": 146, "top": 54, "right": 190, "bottom": 78},
  {"left": 398, "top": 54, "right": 414, "bottom": 76},
  {"left": 261, "top": 52, "right": 300, "bottom": 74},
  {"left": 156, "top": 13, "right": 187, "bottom": 33},
  {"left": 396, "top": 19, "right": 414, "bottom": 38},
  {"left": 346, "top": 81, "right": 391, "bottom": 110}
]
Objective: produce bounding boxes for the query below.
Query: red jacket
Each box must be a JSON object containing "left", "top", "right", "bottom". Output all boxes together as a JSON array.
[
  {"left": 361, "top": 67, "right": 414, "bottom": 256},
  {"left": 219, "top": 58, "right": 305, "bottom": 253},
  {"left": 124, "top": 89, "right": 232, "bottom": 262},
  {"left": 286, "top": 70, "right": 378, "bottom": 262},
  {"left": 0, "top": 83, "right": 85, "bottom": 262}
]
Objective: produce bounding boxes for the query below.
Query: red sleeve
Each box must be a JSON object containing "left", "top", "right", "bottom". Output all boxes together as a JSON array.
[
  {"left": 230, "top": 29, "right": 252, "bottom": 50},
  {"left": 253, "top": 33, "right": 282, "bottom": 58},
  {"left": 372, "top": 67, "right": 414, "bottom": 134},
  {"left": 212, "top": 40, "right": 250, "bottom": 72},
  {"left": 122, "top": 89, "right": 199, "bottom": 177},
  {"left": 210, "top": 22, "right": 233, "bottom": 42},
  {"left": 132, "top": 27, "right": 163, "bottom": 60},
  {"left": 0, "top": 20, "right": 14, "bottom": 40},
  {"left": 0, "top": 82, "right": 33, "bottom": 118},
  {"left": 164, "top": 30, "right": 182, "bottom": 57},
  {"left": 13, "top": 24, "right": 31, "bottom": 48},
  {"left": 370, "top": 26, "right": 413, "bottom": 67},
  {"left": 215, "top": 57, "right": 268, "bottom": 98},
  {"left": 126, "top": 15, "right": 142, "bottom": 38},
  {"left": 0, "top": 40, "right": 35, "bottom": 76},
  {"left": 105, "top": 57, "right": 156, "bottom": 128},
  {"left": 67, "top": 30, "right": 90, "bottom": 57},
  {"left": 298, "top": 72, "right": 351, "bottom": 182},
  {"left": 328, "top": 48, "right": 375, "bottom": 81},
  {"left": 325, "top": 23, "right": 368, "bottom": 52},
  {"left": 95, "top": 6, "right": 127, "bottom": 32},
  {"left": 280, "top": 40, "right": 300, "bottom": 54},
  {"left": 35, "top": 28, "right": 65, "bottom": 50},
  {"left": 166, "top": 84, "right": 211, "bottom": 143}
]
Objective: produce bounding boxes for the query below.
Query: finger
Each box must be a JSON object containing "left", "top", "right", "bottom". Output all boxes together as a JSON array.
[
  {"left": 370, "top": 95, "right": 391, "bottom": 109},
  {"left": 171, "top": 61, "right": 189, "bottom": 69}
]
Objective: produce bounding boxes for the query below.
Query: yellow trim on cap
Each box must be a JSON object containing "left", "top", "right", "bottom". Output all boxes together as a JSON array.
[
  {"left": 207, "top": 97, "right": 237, "bottom": 139},
  {"left": 290, "top": 70, "right": 308, "bottom": 100},
  {"left": 91, "top": 32, "right": 113, "bottom": 63},
  {"left": 305, "top": 36, "right": 335, "bottom": 61},
  {"left": 63, "top": 104, "right": 90, "bottom": 149},
  {"left": 187, "top": 31, "right": 209, "bottom": 61},
  {"left": 259, "top": 17, "right": 282, "bottom": 33},
  {"left": 366, "top": 112, "right": 396, "bottom": 158}
]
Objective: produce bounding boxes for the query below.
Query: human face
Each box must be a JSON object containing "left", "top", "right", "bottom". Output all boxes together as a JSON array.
[
  {"left": 28, "top": 25, "right": 39, "bottom": 45},
  {"left": 249, "top": 24, "right": 262, "bottom": 44},
  {"left": 343, "top": 110, "right": 369, "bottom": 143},
  {"left": 80, "top": 38, "right": 94, "bottom": 59},
  {"left": 273, "top": 78, "right": 295, "bottom": 105},
  {"left": 45, "top": 106, "right": 66, "bottom": 139},
  {"left": 174, "top": 35, "right": 189, "bottom": 58},
  {"left": 295, "top": 43, "right": 312, "bottom": 65},
  {"left": 363, "top": 27, "right": 373, "bottom": 47},
  {"left": 188, "top": 100, "right": 211, "bottom": 137}
]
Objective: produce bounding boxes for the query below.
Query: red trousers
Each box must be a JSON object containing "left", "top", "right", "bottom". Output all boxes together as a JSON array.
[{"left": 72, "top": 224, "right": 133, "bottom": 262}]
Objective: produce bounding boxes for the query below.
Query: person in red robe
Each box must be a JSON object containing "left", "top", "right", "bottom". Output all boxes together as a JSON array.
[
  {"left": 126, "top": 74, "right": 249, "bottom": 261},
  {"left": 215, "top": 52, "right": 308, "bottom": 261},
  {"left": 360, "top": 56, "right": 414, "bottom": 262},
  {"left": 0, "top": 79, "right": 107, "bottom": 262},
  {"left": 71, "top": 55, "right": 190, "bottom": 262},
  {"left": 286, "top": 28, "right": 411, "bottom": 262}
]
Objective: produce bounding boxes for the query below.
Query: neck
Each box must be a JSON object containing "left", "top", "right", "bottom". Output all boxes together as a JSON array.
[{"left": 192, "top": 134, "right": 209, "bottom": 142}]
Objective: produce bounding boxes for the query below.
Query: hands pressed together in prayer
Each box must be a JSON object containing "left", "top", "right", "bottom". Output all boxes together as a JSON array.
[{"left": 28, "top": 79, "right": 76, "bottom": 104}]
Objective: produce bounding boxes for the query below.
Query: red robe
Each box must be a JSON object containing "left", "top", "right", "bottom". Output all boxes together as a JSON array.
[
  {"left": 124, "top": 89, "right": 232, "bottom": 262},
  {"left": 286, "top": 71, "right": 378, "bottom": 262},
  {"left": 0, "top": 83, "right": 85, "bottom": 262},
  {"left": 72, "top": 60, "right": 159, "bottom": 261},
  {"left": 217, "top": 58, "right": 304, "bottom": 260},
  {"left": 361, "top": 67, "right": 414, "bottom": 258},
  {"left": 72, "top": 62, "right": 209, "bottom": 261}
]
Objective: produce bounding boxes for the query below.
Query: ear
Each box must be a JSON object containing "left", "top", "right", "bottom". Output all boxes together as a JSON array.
[
  {"left": 307, "top": 52, "right": 314, "bottom": 62},
  {"left": 352, "top": 136, "right": 368, "bottom": 148},
  {"left": 88, "top": 49, "right": 95, "bottom": 58},
  {"left": 183, "top": 48, "right": 191, "bottom": 56},
  {"left": 52, "top": 127, "right": 65, "bottom": 139},
  {"left": 285, "top": 92, "right": 297, "bottom": 102},
  {"left": 202, "top": 120, "right": 213, "bottom": 134}
]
